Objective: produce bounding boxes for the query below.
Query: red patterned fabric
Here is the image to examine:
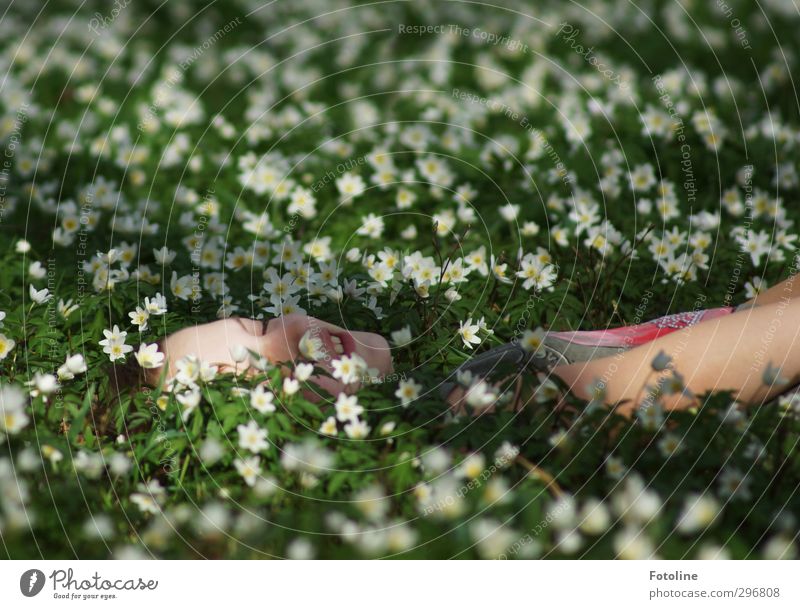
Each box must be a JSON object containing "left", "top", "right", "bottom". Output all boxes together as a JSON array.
[{"left": 547, "top": 306, "right": 736, "bottom": 348}]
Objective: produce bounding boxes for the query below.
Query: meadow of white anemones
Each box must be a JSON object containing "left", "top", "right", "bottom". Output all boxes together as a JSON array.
[{"left": 0, "top": 0, "right": 798, "bottom": 560}]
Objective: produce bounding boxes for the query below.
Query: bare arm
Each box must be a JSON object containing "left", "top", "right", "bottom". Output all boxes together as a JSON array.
[
  {"left": 554, "top": 297, "right": 800, "bottom": 417},
  {"left": 740, "top": 272, "right": 800, "bottom": 308}
]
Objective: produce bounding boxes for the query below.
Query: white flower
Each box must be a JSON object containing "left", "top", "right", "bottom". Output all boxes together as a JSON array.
[
  {"left": 42, "top": 444, "right": 63, "bottom": 465},
  {"left": 464, "top": 379, "right": 497, "bottom": 410},
  {"left": 281, "top": 439, "right": 334, "bottom": 474},
  {"left": 199, "top": 362, "right": 218, "bottom": 382},
  {"left": 390, "top": 326, "right": 413, "bottom": 347},
  {"left": 174, "top": 355, "right": 200, "bottom": 386},
  {"left": 676, "top": 493, "right": 720, "bottom": 534},
  {"left": 29, "top": 284, "right": 52, "bottom": 304},
  {"left": 516, "top": 254, "right": 557, "bottom": 291},
  {"left": 144, "top": 293, "right": 168, "bottom": 315},
  {"left": 176, "top": 388, "right": 201, "bottom": 422},
  {"left": 344, "top": 418, "right": 371, "bottom": 439},
  {"left": 353, "top": 483, "right": 390, "bottom": 522},
  {"left": 0, "top": 384, "right": 28, "bottom": 434},
  {"left": 335, "top": 393, "right": 363, "bottom": 422},
  {"left": 0, "top": 333, "right": 16, "bottom": 360},
  {"left": 135, "top": 343, "right": 165, "bottom": 369},
  {"left": 331, "top": 354, "right": 367, "bottom": 385},
  {"left": 336, "top": 172, "right": 366, "bottom": 199},
  {"left": 761, "top": 534, "right": 798, "bottom": 560},
  {"left": 744, "top": 276, "right": 766, "bottom": 299},
  {"left": 456, "top": 453, "right": 486, "bottom": 480},
  {"left": 32, "top": 372, "right": 60, "bottom": 395},
  {"left": 286, "top": 537, "right": 316, "bottom": 559},
  {"left": 294, "top": 362, "right": 314, "bottom": 382},
  {"left": 499, "top": 203, "right": 520, "bottom": 221},
  {"left": 16, "top": 239, "right": 31, "bottom": 253},
  {"left": 717, "top": 467, "right": 751, "bottom": 501},
  {"left": 605, "top": 455, "right": 626, "bottom": 479},
  {"left": 107, "top": 341, "right": 134, "bottom": 362},
  {"left": 237, "top": 420, "right": 269, "bottom": 453},
  {"left": 200, "top": 438, "right": 224, "bottom": 465},
  {"left": 319, "top": 416, "right": 338, "bottom": 436},
  {"left": 356, "top": 213, "right": 385, "bottom": 238},
  {"left": 153, "top": 247, "right": 177, "bottom": 265},
  {"left": 657, "top": 433, "right": 682, "bottom": 458},
  {"left": 579, "top": 498, "right": 612, "bottom": 535},
  {"left": 109, "top": 452, "right": 132, "bottom": 476},
  {"left": 250, "top": 385, "right": 276, "bottom": 413},
  {"left": 65, "top": 353, "right": 88, "bottom": 374},
  {"left": 420, "top": 446, "right": 451, "bottom": 475},
  {"left": 128, "top": 306, "right": 149, "bottom": 331},
  {"left": 494, "top": 441, "right": 519, "bottom": 466},
  {"left": 736, "top": 229, "right": 771, "bottom": 267},
  {"left": 229, "top": 343, "right": 249, "bottom": 364},
  {"left": 170, "top": 271, "right": 196, "bottom": 301},
  {"left": 395, "top": 378, "right": 422, "bottom": 406},
  {"left": 458, "top": 318, "right": 481, "bottom": 349},
  {"left": 129, "top": 480, "right": 165, "bottom": 515},
  {"left": 248, "top": 352, "right": 271, "bottom": 371},
  {"left": 58, "top": 353, "right": 88, "bottom": 380},
  {"left": 99, "top": 325, "right": 133, "bottom": 362},
  {"left": 444, "top": 288, "right": 461, "bottom": 302},
  {"left": 468, "top": 518, "right": 518, "bottom": 558},
  {"left": 130, "top": 493, "right": 161, "bottom": 515},
  {"left": 283, "top": 377, "right": 300, "bottom": 395},
  {"left": 298, "top": 329, "right": 325, "bottom": 361},
  {"left": 28, "top": 261, "right": 46, "bottom": 279},
  {"left": 520, "top": 328, "right": 546, "bottom": 352},
  {"left": 84, "top": 515, "right": 114, "bottom": 540},
  {"left": 613, "top": 525, "right": 656, "bottom": 559},
  {"left": 99, "top": 324, "right": 126, "bottom": 346}
]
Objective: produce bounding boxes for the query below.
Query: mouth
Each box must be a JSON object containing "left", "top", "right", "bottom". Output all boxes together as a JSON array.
[
  {"left": 320, "top": 328, "right": 355, "bottom": 358},
  {"left": 334, "top": 331, "right": 357, "bottom": 356}
]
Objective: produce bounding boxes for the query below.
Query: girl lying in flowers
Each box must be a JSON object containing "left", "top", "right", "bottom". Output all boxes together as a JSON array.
[
  {"left": 130, "top": 313, "right": 393, "bottom": 399},
  {"left": 119, "top": 272, "right": 800, "bottom": 420}
]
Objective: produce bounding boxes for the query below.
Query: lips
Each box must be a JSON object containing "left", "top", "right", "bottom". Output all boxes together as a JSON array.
[
  {"left": 317, "top": 328, "right": 353, "bottom": 360},
  {"left": 334, "top": 332, "right": 356, "bottom": 356},
  {"left": 330, "top": 333, "right": 345, "bottom": 355}
]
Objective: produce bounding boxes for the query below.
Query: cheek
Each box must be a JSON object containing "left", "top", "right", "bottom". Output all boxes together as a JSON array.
[
  {"left": 353, "top": 331, "right": 393, "bottom": 374},
  {"left": 261, "top": 322, "right": 304, "bottom": 364}
]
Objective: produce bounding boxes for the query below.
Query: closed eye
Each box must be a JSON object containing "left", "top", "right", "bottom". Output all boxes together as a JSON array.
[
  {"left": 263, "top": 317, "right": 279, "bottom": 334},
  {"left": 236, "top": 317, "right": 266, "bottom": 336}
]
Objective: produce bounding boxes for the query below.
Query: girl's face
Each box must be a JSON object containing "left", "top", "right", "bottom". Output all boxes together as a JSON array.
[{"left": 159, "top": 313, "right": 393, "bottom": 397}]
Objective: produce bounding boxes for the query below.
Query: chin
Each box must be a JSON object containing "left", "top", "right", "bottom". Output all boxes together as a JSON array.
[
  {"left": 352, "top": 331, "right": 394, "bottom": 377},
  {"left": 301, "top": 332, "right": 393, "bottom": 402}
]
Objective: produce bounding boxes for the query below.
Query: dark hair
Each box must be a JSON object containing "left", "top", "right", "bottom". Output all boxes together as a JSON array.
[
  {"left": 92, "top": 339, "right": 165, "bottom": 440},
  {"left": 106, "top": 339, "right": 164, "bottom": 408}
]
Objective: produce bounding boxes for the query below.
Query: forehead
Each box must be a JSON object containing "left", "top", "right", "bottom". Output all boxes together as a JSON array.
[{"left": 164, "top": 318, "right": 243, "bottom": 349}]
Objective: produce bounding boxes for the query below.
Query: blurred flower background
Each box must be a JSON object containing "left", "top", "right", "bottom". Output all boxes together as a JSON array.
[{"left": 0, "top": 0, "right": 799, "bottom": 558}]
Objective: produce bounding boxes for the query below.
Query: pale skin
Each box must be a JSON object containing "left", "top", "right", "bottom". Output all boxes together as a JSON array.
[
  {"left": 154, "top": 313, "right": 393, "bottom": 399},
  {"left": 155, "top": 276, "right": 800, "bottom": 417},
  {"left": 449, "top": 273, "right": 800, "bottom": 417}
]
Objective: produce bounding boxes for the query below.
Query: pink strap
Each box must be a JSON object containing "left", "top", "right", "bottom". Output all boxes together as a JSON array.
[{"left": 547, "top": 306, "right": 736, "bottom": 348}]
